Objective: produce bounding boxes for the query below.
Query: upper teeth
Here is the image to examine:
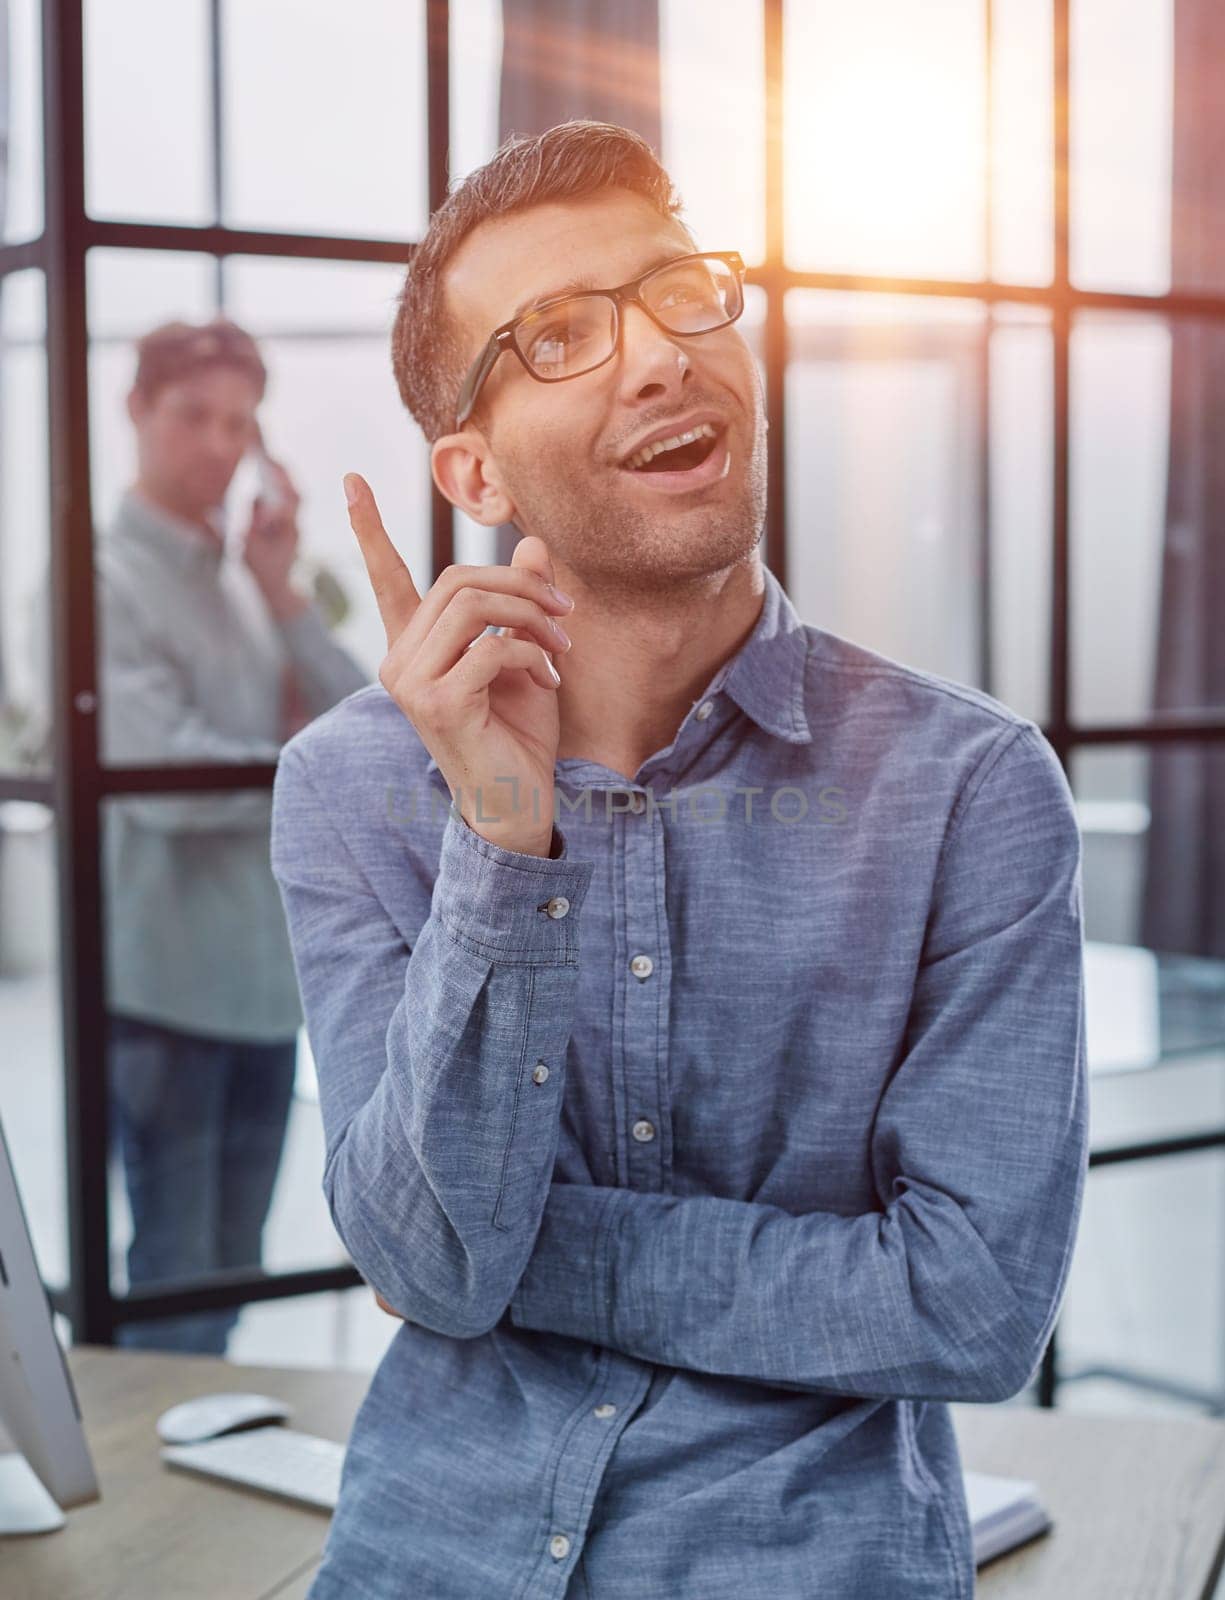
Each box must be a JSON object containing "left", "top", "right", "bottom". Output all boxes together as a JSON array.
[{"left": 626, "top": 422, "right": 717, "bottom": 471}]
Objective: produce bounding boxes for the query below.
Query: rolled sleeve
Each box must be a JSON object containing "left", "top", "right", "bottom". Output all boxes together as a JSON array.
[{"left": 271, "top": 743, "right": 597, "bottom": 1337}]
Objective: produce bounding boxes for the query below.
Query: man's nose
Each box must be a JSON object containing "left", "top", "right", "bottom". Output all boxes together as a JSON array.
[{"left": 615, "top": 300, "right": 691, "bottom": 403}]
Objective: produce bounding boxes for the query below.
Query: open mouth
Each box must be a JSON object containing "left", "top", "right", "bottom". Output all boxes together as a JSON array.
[
  {"left": 625, "top": 420, "right": 720, "bottom": 472},
  {"left": 619, "top": 421, "right": 730, "bottom": 491}
]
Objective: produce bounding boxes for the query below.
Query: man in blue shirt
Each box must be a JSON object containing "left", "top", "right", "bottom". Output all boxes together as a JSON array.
[{"left": 270, "top": 119, "right": 1088, "bottom": 1599}]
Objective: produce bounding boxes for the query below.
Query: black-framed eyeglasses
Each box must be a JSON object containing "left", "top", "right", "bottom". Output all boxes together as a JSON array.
[{"left": 453, "top": 250, "right": 746, "bottom": 429}]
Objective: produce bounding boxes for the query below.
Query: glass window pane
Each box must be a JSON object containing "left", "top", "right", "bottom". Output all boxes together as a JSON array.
[
  {"left": 740, "top": 279, "right": 766, "bottom": 374},
  {"left": 4, "top": 0, "right": 44, "bottom": 243},
  {"left": 1071, "top": 0, "right": 1173, "bottom": 294},
  {"left": 87, "top": 254, "right": 417, "bottom": 773},
  {"left": 1075, "top": 743, "right": 1162, "bottom": 952},
  {"left": 0, "top": 269, "right": 50, "bottom": 775},
  {"left": 223, "top": 253, "right": 402, "bottom": 335},
  {"left": 449, "top": 0, "right": 502, "bottom": 186},
  {"left": 1071, "top": 312, "right": 1170, "bottom": 727},
  {"left": 1069, "top": 310, "right": 1224, "bottom": 727},
  {"left": 225, "top": 1285, "right": 401, "bottom": 1371},
  {"left": 103, "top": 788, "right": 351, "bottom": 1353},
  {"left": 221, "top": 0, "right": 428, "bottom": 241},
  {"left": 83, "top": 0, "right": 212, "bottom": 225},
  {"left": 990, "top": 0, "right": 1054, "bottom": 285},
  {"left": 0, "top": 258, "right": 44, "bottom": 340},
  {"left": 989, "top": 306, "right": 1053, "bottom": 725},
  {"left": 87, "top": 247, "right": 218, "bottom": 342},
  {"left": 1072, "top": 741, "right": 1225, "bottom": 959},
  {"left": 224, "top": 255, "right": 427, "bottom": 680},
  {"left": 0, "top": 802, "right": 64, "bottom": 1287},
  {"left": 1166, "top": 0, "right": 1225, "bottom": 298},
  {"left": 1056, "top": 1148, "right": 1225, "bottom": 1418},
  {"left": 784, "top": 290, "right": 993, "bottom": 693},
  {"left": 1064, "top": 741, "right": 1225, "bottom": 1419},
  {"left": 87, "top": 249, "right": 218, "bottom": 537},
  {"left": 449, "top": 3, "right": 762, "bottom": 257},
  {"left": 453, "top": 506, "right": 491, "bottom": 567},
  {"left": 784, "top": 0, "right": 986, "bottom": 280},
  {"left": 661, "top": 0, "right": 764, "bottom": 265}
]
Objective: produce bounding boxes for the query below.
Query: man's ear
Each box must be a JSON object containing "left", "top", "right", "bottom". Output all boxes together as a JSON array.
[
  {"left": 126, "top": 388, "right": 145, "bottom": 427},
  {"left": 431, "top": 431, "right": 516, "bottom": 528}
]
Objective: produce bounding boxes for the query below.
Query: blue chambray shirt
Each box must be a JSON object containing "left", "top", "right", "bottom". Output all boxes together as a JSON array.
[{"left": 269, "top": 562, "right": 1088, "bottom": 1600}]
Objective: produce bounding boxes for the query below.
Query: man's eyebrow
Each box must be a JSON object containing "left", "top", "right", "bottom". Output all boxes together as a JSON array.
[
  {"left": 508, "top": 252, "right": 684, "bottom": 322},
  {"left": 510, "top": 275, "right": 598, "bottom": 321}
]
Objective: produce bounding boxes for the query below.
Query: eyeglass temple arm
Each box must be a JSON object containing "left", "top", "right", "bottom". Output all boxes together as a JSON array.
[{"left": 455, "top": 335, "right": 504, "bottom": 428}]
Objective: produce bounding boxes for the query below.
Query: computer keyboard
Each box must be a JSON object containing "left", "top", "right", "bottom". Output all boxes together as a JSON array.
[{"left": 160, "top": 1424, "right": 345, "bottom": 1510}]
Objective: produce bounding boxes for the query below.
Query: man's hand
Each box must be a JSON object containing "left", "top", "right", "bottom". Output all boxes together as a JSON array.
[
  {"left": 342, "top": 471, "right": 575, "bottom": 858},
  {"left": 243, "top": 457, "right": 308, "bottom": 621},
  {"left": 373, "top": 1289, "right": 406, "bottom": 1320}
]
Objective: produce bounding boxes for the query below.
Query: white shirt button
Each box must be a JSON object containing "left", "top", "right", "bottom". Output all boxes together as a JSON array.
[
  {"left": 545, "top": 896, "right": 570, "bottom": 919},
  {"left": 632, "top": 1119, "right": 656, "bottom": 1143},
  {"left": 549, "top": 1534, "right": 571, "bottom": 1561},
  {"left": 593, "top": 1402, "right": 617, "bottom": 1418},
  {"left": 531, "top": 1062, "right": 550, "bottom": 1085},
  {"left": 628, "top": 792, "right": 646, "bottom": 814},
  {"left": 629, "top": 954, "right": 654, "bottom": 979},
  {"left": 695, "top": 699, "right": 714, "bottom": 721}
]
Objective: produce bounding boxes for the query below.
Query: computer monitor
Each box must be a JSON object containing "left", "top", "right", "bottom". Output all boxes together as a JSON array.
[{"left": 0, "top": 1106, "right": 99, "bottom": 1533}]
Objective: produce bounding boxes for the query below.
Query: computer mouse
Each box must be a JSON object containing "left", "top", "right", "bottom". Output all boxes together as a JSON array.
[{"left": 156, "top": 1391, "right": 292, "bottom": 1445}]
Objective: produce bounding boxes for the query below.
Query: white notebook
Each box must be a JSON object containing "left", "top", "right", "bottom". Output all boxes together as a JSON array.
[{"left": 964, "top": 1467, "right": 1053, "bottom": 1566}]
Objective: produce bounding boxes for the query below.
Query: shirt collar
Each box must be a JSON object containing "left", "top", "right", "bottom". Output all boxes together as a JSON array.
[
  {"left": 714, "top": 561, "right": 812, "bottom": 747},
  {"left": 425, "top": 561, "right": 811, "bottom": 775},
  {"left": 112, "top": 486, "right": 227, "bottom": 573}
]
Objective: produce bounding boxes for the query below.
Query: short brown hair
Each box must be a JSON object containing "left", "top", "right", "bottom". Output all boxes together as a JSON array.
[
  {"left": 390, "top": 119, "right": 692, "bottom": 445},
  {"left": 131, "top": 316, "right": 267, "bottom": 406}
]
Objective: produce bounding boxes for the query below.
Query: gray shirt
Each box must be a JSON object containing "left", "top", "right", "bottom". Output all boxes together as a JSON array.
[{"left": 97, "top": 486, "right": 368, "bottom": 1040}]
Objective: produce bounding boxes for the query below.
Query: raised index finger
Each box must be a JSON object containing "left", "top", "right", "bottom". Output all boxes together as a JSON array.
[{"left": 344, "top": 472, "right": 420, "bottom": 647}]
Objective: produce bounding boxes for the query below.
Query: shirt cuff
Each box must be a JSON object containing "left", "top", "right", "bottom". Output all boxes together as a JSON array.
[
  {"left": 508, "top": 1184, "right": 628, "bottom": 1343},
  {"left": 430, "top": 808, "right": 595, "bottom": 964}
]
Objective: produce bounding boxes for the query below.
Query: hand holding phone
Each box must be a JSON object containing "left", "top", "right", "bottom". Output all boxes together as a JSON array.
[
  {"left": 242, "top": 424, "right": 304, "bottom": 617},
  {"left": 255, "top": 445, "right": 289, "bottom": 514}
]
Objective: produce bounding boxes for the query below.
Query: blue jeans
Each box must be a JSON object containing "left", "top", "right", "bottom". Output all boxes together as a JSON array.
[{"left": 107, "top": 1012, "right": 298, "bottom": 1355}]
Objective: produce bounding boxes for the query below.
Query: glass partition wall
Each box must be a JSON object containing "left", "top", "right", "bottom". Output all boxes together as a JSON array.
[
  {"left": 3, "top": 0, "right": 1222, "bottom": 1404},
  {"left": 3, "top": 0, "right": 449, "bottom": 1354}
]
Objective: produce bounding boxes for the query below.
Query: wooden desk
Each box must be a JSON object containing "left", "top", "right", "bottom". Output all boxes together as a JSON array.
[
  {"left": 0, "top": 1346, "right": 367, "bottom": 1600},
  {"left": 958, "top": 1401, "right": 1225, "bottom": 1598},
  {"left": 2, "top": 1346, "right": 1224, "bottom": 1599}
]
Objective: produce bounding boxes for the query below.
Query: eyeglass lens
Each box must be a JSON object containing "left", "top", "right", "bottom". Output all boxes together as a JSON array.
[{"left": 515, "top": 257, "right": 741, "bottom": 381}]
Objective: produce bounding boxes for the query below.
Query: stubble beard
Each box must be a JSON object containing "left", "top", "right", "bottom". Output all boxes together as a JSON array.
[{"left": 508, "top": 423, "right": 769, "bottom": 599}]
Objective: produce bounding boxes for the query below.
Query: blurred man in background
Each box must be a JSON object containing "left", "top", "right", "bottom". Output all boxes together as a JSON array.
[{"left": 97, "top": 317, "right": 367, "bottom": 1353}]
